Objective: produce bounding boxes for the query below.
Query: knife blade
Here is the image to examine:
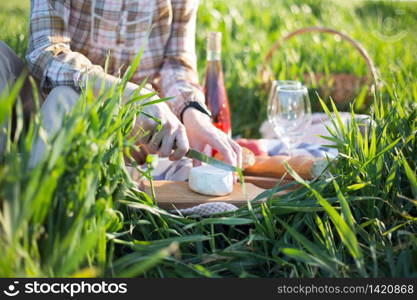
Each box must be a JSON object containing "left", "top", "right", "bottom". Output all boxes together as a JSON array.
[{"left": 186, "top": 149, "right": 238, "bottom": 173}]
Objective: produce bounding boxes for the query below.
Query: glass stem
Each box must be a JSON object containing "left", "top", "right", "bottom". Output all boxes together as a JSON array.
[
  {"left": 286, "top": 142, "right": 293, "bottom": 157},
  {"left": 284, "top": 137, "right": 296, "bottom": 157}
]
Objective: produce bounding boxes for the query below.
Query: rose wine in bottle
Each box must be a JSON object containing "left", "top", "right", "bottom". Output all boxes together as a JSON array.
[{"left": 204, "top": 32, "right": 231, "bottom": 136}]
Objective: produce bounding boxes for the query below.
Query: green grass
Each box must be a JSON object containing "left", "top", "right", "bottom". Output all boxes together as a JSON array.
[{"left": 0, "top": 0, "right": 416, "bottom": 277}]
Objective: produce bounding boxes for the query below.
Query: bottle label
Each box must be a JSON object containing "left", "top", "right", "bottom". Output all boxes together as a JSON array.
[{"left": 207, "top": 51, "right": 221, "bottom": 61}]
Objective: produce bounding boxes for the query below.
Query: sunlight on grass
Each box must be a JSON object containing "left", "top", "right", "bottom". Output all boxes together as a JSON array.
[{"left": 0, "top": 0, "right": 416, "bottom": 278}]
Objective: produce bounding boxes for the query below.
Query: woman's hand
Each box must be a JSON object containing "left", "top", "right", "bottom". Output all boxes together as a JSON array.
[
  {"left": 183, "top": 108, "right": 242, "bottom": 169},
  {"left": 132, "top": 100, "right": 189, "bottom": 161},
  {"left": 86, "top": 73, "right": 189, "bottom": 163}
]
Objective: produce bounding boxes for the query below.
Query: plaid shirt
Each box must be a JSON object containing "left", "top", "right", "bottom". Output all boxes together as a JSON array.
[{"left": 26, "top": 0, "right": 205, "bottom": 117}]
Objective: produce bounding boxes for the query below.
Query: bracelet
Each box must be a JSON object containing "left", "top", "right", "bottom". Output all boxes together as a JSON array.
[{"left": 180, "top": 101, "right": 212, "bottom": 123}]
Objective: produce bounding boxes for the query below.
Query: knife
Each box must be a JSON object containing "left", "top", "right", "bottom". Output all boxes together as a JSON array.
[
  {"left": 125, "top": 148, "right": 239, "bottom": 173},
  {"left": 186, "top": 149, "right": 238, "bottom": 173}
]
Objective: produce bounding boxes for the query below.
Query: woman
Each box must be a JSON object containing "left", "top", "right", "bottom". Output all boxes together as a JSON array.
[{"left": 0, "top": 0, "right": 242, "bottom": 168}]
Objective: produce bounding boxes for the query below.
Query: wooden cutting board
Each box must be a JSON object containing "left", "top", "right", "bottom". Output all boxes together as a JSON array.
[
  {"left": 141, "top": 180, "right": 291, "bottom": 209},
  {"left": 244, "top": 175, "right": 298, "bottom": 190},
  {"left": 141, "top": 180, "right": 266, "bottom": 209}
]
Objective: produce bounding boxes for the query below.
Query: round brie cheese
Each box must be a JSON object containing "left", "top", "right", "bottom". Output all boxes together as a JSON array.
[{"left": 188, "top": 165, "right": 233, "bottom": 196}]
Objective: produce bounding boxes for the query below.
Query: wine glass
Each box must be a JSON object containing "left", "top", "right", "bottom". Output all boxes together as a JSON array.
[
  {"left": 268, "top": 84, "right": 312, "bottom": 156},
  {"left": 267, "top": 80, "right": 302, "bottom": 124}
]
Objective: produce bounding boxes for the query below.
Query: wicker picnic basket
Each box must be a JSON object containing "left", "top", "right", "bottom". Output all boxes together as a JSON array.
[{"left": 259, "top": 27, "right": 381, "bottom": 107}]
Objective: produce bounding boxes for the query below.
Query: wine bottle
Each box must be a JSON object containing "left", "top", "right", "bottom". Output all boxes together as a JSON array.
[{"left": 204, "top": 32, "right": 231, "bottom": 136}]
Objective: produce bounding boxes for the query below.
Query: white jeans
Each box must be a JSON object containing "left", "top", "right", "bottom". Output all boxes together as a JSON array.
[{"left": 0, "top": 41, "right": 80, "bottom": 165}]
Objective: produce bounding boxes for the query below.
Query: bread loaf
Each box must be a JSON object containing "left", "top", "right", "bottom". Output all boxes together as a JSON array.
[{"left": 244, "top": 155, "right": 327, "bottom": 180}]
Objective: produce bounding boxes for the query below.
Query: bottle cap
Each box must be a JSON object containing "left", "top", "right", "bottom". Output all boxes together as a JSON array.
[{"left": 207, "top": 32, "right": 222, "bottom": 52}]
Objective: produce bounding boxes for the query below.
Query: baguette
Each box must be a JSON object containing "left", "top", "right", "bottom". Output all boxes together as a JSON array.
[{"left": 244, "top": 155, "right": 328, "bottom": 180}]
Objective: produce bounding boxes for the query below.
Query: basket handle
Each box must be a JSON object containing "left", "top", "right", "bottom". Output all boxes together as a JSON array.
[{"left": 259, "top": 26, "right": 380, "bottom": 90}]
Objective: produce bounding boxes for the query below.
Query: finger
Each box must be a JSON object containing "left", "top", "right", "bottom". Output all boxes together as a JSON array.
[
  {"left": 137, "top": 127, "right": 154, "bottom": 147},
  {"left": 136, "top": 116, "right": 158, "bottom": 146},
  {"left": 131, "top": 146, "right": 148, "bottom": 165},
  {"left": 159, "top": 129, "right": 175, "bottom": 158},
  {"left": 147, "top": 127, "right": 164, "bottom": 152},
  {"left": 210, "top": 136, "right": 238, "bottom": 183},
  {"left": 190, "top": 141, "right": 205, "bottom": 167},
  {"left": 169, "top": 126, "right": 189, "bottom": 161},
  {"left": 230, "top": 139, "right": 243, "bottom": 169},
  {"left": 209, "top": 135, "right": 237, "bottom": 167}
]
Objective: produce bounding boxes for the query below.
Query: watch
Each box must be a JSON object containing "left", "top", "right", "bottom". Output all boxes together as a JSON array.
[{"left": 180, "top": 101, "right": 212, "bottom": 123}]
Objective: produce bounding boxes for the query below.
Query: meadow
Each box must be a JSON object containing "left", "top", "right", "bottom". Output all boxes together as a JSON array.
[{"left": 0, "top": 0, "right": 416, "bottom": 277}]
